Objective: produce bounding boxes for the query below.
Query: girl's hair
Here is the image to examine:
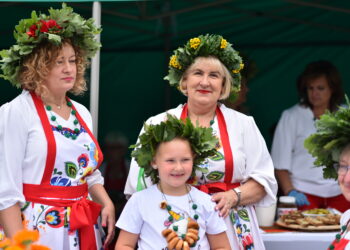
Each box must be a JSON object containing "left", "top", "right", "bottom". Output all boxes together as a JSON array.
[
  {"left": 179, "top": 56, "right": 232, "bottom": 100},
  {"left": 297, "top": 60, "right": 344, "bottom": 112},
  {"left": 18, "top": 39, "right": 88, "bottom": 98}
]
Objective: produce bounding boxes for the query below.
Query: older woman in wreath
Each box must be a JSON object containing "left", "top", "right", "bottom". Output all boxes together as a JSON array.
[
  {"left": 0, "top": 4, "right": 114, "bottom": 249},
  {"left": 305, "top": 98, "right": 350, "bottom": 249},
  {"left": 124, "top": 34, "right": 277, "bottom": 249}
]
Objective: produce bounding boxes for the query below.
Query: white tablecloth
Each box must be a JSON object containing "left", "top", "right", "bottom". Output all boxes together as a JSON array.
[{"left": 262, "top": 231, "right": 337, "bottom": 250}]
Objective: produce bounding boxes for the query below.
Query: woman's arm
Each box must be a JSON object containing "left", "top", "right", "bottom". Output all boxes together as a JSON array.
[
  {"left": 0, "top": 203, "right": 23, "bottom": 238},
  {"left": 207, "top": 232, "right": 231, "bottom": 250},
  {"left": 275, "top": 169, "right": 294, "bottom": 195},
  {"left": 115, "top": 230, "right": 138, "bottom": 250},
  {"left": 211, "top": 178, "right": 266, "bottom": 217},
  {"left": 89, "top": 183, "right": 115, "bottom": 248}
]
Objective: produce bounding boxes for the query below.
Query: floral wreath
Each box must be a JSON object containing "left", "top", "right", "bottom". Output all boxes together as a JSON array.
[
  {"left": 164, "top": 34, "right": 244, "bottom": 98},
  {"left": 130, "top": 114, "right": 219, "bottom": 183},
  {"left": 0, "top": 3, "right": 101, "bottom": 88},
  {"left": 304, "top": 96, "right": 350, "bottom": 179}
]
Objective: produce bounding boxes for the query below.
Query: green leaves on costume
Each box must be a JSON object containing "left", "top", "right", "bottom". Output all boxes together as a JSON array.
[
  {"left": 304, "top": 96, "right": 350, "bottom": 179},
  {"left": 65, "top": 162, "right": 78, "bottom": 178},
  {"left": 0, "top": 3, "right": 101, "bottom": 87},
  {"left": 131, "top": 114, "right": 219, "bottom": 184},
  {"left": 206, "top": 171, "right": 224, "bottom": 181}
]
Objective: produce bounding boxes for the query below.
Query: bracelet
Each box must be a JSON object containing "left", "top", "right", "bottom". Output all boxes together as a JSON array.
[{"left": 232, "top": 187, "right": 241, "bottom": 207}]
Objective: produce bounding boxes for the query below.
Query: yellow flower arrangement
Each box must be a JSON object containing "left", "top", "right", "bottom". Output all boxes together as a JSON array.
[
  {"left": 189, "top": 37, "right": 201, "bottom": 49},
  {"left": 0, "top": 229, "right": 50, "bottom": 250},
  {"left": 232, "top": 63, "right": 244, "bottom": 74},
  {"left": 169, "top": 55, "right": 182, "bottom": 69},
  {"left": 220, "top": 38, "right": 227, "bottom": 49}
]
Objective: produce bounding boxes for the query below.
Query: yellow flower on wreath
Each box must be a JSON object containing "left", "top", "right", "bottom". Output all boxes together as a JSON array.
[
  {"left": 0, "top": 229, "right": 50, "bottom": 250},
  {"left": 232, "top": 63, "right": 244, "bottom": 74},
  {"left": 220, "top": 38, "right": 227, "bottom": 49},
  {"left": 169, "top": 55, "right": 182, "bottom": 69},
  {"left": 189, "top": 37, "right": 201, "bottom": 49}
]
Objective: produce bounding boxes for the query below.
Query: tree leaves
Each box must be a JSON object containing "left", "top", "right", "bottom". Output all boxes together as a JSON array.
[{"left": 304, "top": 96, "right": 350, "bottom": 179}]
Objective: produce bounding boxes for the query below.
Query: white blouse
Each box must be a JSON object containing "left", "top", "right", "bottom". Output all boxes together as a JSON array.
[{"left": 0, "top": 91, "right": 103, "bottom": 210}]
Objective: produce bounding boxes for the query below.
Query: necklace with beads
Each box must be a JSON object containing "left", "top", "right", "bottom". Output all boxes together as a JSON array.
[
  {"left": 159, "top": 184, "right": 200, "bottom": 249},
  {"left": 328, "top": 219, "right": 350, "bottom": 250},
  {"left": 45, "top": 100, "right": 81, "bottom": 140}
]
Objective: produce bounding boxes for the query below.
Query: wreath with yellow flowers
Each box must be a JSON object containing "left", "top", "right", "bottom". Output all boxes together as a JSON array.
[
  {"left": 130, "top": 114, "right": 219, "bottom": 184},
  {"left": 0, "top": 3, "right": 101, "bottom": 88},
  {"left": 164, "top": 34, "right": 244, "bottom": 98},
  {"left": 304, "top": 96, "right": 350, "bottom": 179}
]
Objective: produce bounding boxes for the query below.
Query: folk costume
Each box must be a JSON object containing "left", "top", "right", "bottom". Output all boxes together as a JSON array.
[
  {"left": 125, "top": 104, "right": 277, "bottom": 249},
  {"left": 0, "top": 91, "right": 104, "bottom": 249},
  {"left": 0, "top": 4, "right": 104, "bottom": 249},
  {"left": 271, "top": 104, "right": 349, "bottom": 211}
]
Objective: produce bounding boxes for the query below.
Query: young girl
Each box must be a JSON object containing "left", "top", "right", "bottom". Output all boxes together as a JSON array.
[{"left": 115, "top": 115, "right": 230, "bottom": 250}]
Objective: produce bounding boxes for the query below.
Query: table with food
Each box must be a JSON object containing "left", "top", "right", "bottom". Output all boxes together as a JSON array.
[{"left": 261, "top": 208, "right": 341, "bottom": 250}]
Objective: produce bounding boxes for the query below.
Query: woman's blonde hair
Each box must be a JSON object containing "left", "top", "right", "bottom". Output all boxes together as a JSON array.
[
  {"left": 179, "top": 56, "right": 232, "bottom": 100},
  {"left": 18, "top": 39, "right": 88, "bottom": 98}
]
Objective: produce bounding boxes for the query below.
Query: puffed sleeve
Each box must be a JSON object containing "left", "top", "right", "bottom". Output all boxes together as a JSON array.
[
  {"left": 0, "top": 100, "right": 28, "bottom": 210},
  {"left": 73, "top": 101, "right": 104, "bottom": 187},
  {"left": 243, "top": 116, "right": 277, "bottom": 206},
  {"left": 271, "top": 108, "right": 296, "bottom": 171}
]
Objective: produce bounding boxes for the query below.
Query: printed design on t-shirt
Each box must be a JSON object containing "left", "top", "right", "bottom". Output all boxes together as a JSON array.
[{"left": 230, "top": 207, "right": 255, "bottom": 250}]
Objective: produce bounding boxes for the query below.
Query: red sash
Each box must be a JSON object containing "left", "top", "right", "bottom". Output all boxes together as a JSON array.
[
  {"left": 180, "top": 104, "right": 240, "bottom": 193},
  {"left": 26, "top": 92, "right": 104, "bottom": 250}
]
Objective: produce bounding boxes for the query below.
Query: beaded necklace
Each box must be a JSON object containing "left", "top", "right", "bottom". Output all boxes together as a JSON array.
[
  {"left": 45, "top": 100, "right": 81, "bottom": 140},
  {"left": 159, "top": 184, "right": 200, "bottom": 249},
  {"left": 328, "top": 220, "right": 350, "bottom": 250}
]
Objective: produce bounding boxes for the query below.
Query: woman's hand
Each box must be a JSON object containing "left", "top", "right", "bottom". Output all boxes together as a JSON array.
[
  {"left": 88, "top": 184, "right": 116, "bottom": 248},
  {"left": 211, "top": 190, "right": 236, "bottom": 218},
  {"left": 101, "top": 202, "right": 115, "bottom": 248}
]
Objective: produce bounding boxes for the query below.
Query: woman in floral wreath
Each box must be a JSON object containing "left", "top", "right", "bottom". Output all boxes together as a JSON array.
[
  {"left": 0, "top": 4, "right": 115, "bottom": 249},
  {"left": 124, "top": 34, "right": 277, "bottom": 250},
  {"left": 305, "top": 98, "right": 350, "bottom": 249}
]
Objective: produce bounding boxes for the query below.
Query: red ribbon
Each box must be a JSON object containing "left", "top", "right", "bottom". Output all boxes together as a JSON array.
[
  {"left": 195, "top": 182, "right": 240, "bottom": 194},
  {"left": 330, "top": 238, "right": 350, "bottom": 250},
  {"left": 23, "top": 183, "right": 101, "bottom": 250}
]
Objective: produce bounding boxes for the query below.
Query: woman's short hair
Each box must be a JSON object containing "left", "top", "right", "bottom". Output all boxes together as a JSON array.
[
  {"left": 18, "top": 39, "right": 88, "bottom": 98},
  {"left": 179, "top": 56, "right": 232, "bottom": 100},
  {"left": 297, "top": 60, "right": 344, "bottom": 111}
]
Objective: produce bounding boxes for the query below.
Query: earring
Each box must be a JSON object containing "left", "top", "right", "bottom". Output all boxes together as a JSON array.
[{"left": 152, "top": 165, "right": 158, "bottom": 169}]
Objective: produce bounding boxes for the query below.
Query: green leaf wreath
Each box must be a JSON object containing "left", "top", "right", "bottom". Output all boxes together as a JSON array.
[
  {"left": 164, "top": 34, "right": 243, "bottom": 99},
  {"left": 304, "top": 96, "right": 350, "bottom": 179},
  {"left": 0, "top": 3, "right": 101, "bottom": 88},
  {"left": 130, "top": 114, "right": 219, "bottom": 184}
]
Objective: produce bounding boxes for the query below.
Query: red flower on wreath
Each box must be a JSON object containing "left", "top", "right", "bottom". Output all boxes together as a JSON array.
[
  {"left": 27, "top": 24, "right": 38, "bottom": 37},
  {"left": 26, "top": 19, "right": 62, "bottom": 37}
]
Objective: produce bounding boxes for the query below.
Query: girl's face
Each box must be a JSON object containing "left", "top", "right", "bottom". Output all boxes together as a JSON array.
[
  {"left": 307, "top": 75, "right": 332, "bottom": 110},
  {"left": 338, "top": 149, "right": 350, "bottom": 202},
  {"left": 152, "top": 138, "right": 194, "bottom": 196},
  {"left": 44, "top": 43, "right": 77, "bottom": 95},
  {"left": 182, "top": 58, "right": 224, "bottom": 106}
]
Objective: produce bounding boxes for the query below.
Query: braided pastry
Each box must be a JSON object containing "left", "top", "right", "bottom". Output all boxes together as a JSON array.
[{"left": 162, "top": 219, "right": 199, "bottom": 250}]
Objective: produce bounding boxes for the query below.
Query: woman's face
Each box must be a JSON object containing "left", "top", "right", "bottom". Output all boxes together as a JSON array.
[
  {"left": 183, "top": 58, "right": 224, "bottom": 106},
  {"left": 44, "top": 43, "right": 77, "bottom": 95},
  {"left": 307, "top": 75, "right": 332, "bottom": 109},
  {"left": 338, "top": 150, "right": 350, "bottom": 202}
]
